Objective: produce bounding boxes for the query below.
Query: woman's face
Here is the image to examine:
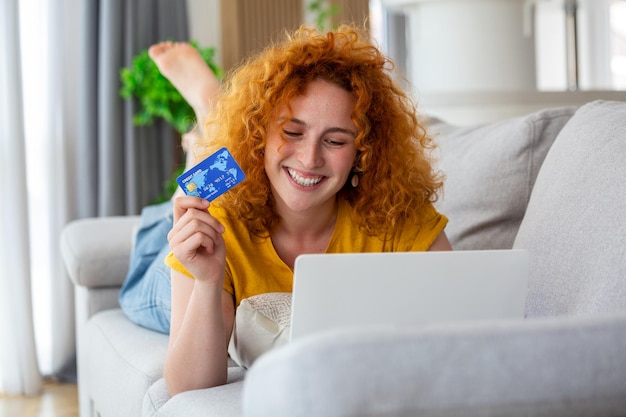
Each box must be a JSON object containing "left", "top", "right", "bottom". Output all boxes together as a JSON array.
[{"left": 264, "top": 78, "right": 358, "bottom": 217}]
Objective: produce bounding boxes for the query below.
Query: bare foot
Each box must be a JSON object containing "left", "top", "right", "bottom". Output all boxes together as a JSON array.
[{"left": 149, "top": 41, "right": 221, "bottom": 128}]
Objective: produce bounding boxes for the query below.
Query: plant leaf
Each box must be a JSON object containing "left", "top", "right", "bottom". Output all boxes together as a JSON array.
[{"left": 119, "top": 40, "right": 222, "bottom": 135}]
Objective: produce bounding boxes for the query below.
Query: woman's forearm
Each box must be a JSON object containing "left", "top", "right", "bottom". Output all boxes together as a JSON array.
[{"left": 164, "top": 280, "right": 229, "bottom": 395}]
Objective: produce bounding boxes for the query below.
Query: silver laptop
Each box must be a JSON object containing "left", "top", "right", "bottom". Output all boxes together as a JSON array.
[{"left": 290, "top": 250, "right": 528, "bottom": 341}]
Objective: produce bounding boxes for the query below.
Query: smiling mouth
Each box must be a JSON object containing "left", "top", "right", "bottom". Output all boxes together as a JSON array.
[{"left": 287, "top": 168, "right": 324, "bottom": 187}]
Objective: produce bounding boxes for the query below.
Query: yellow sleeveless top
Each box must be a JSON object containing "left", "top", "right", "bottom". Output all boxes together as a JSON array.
[{"left": 165, "top": 198, "right": 447, "bottom": 307}]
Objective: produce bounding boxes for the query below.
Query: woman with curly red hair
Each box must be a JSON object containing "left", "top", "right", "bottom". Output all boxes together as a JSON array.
[{"left": 154, "top": 24, "right": 451, "bottom": 394}]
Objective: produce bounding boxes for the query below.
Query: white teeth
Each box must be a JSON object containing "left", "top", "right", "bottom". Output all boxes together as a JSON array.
[{"left": 288, "top": 168, "right": 323, "bottom": 187}]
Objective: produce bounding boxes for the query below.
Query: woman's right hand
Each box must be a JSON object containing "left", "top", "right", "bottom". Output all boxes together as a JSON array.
[{"left": 167, "top": 196, "right": 226, "bottom": 284}]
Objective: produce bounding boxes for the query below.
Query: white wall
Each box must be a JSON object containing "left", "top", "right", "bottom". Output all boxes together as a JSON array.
[
  {"left": 535, "top": 0, "right": 614, "bottom": 91},
  {"left": 576, "top": 0, "right": 614, "bottom": 90},
  {"left": 381, "top": 0, "right": 542, "bottom": 123},
  {"left": 379, "top": 0, "right": 626, "bottom": 124},
  {"left": 534, "top": 0, "right": 568, "bottom": 91},
  {"left": 186, "top": 0, "right": 222, "bottom": 65},
  {"left": 381, "top": 0, "right": 537, "bottom": 95}
]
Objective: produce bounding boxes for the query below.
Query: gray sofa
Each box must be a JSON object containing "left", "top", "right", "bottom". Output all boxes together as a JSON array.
[{"left": 60, "top": 100, "right": 626, "bottom": 417}]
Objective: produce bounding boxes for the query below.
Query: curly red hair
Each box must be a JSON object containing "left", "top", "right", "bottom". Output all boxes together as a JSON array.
[{"left": 198, "top": 24, "right": 443, "bottom": 238}]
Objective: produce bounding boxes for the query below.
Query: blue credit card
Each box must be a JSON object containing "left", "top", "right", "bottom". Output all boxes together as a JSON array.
[{"left": 176, "top": 147, "right": 246, "bottom": 201}]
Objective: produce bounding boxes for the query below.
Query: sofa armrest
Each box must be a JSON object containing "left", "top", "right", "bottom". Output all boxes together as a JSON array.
[
  {"left": 61, "top": 216, "right": 140, "bottom": 288},
  {"left": 243, "top": 313, "right": 626, "bottom": 417}
]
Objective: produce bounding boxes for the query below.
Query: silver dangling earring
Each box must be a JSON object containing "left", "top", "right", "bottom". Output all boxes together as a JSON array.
[{"left": 351, "top": 174, "right": 359, "bottom": 188}]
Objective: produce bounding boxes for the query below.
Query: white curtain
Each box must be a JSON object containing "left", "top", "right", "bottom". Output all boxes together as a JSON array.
[
  {"left": 0, "top": 0, "right": 78, "bottom": 394},
  {"left": 25, "top": 0, "right": 79, "bottom": 378},
  {"left": 1, "top": 0, "right": 188, "bottom": 395},
  {"left": 0, "top": 0, "right": 43, "bottom": 396}
]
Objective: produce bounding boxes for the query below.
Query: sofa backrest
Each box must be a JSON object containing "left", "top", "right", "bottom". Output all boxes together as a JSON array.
[
  {"left": 513, "top": 100, "right": 626, "bottom": 317},
  {"left": 431, "top": 106, "right": 576, "bottom": 250}
]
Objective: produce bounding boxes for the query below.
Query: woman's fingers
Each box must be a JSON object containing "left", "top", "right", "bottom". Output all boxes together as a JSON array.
[
  {"left": 172, "top": 196, "right": 210, "bottom": 222},
  {"left": 171, "top": 230, "right": 220, "bottom": 262},
  {"left": 171, "top": 204, "right": 224, "bottom": 235},
  {"left": 172, "top": 196, "right": 224, "bottom": 232},
  {"left": 169, "top": 197, "right": 225, "bottom": 260},
  {"left": 169, "top": 214, "right": 223, "bottom": 253}
]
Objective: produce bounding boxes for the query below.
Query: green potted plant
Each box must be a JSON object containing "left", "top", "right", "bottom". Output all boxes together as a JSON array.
[
  {"left": 119, "top": 41, "right": 222, "bottom": 201},
  {"left": 308, "top": 0, "right": 340, "bottom": 31}
]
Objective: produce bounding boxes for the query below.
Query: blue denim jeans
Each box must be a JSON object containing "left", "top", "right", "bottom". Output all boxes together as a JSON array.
[{"left": 119, "top": 201, "right": 173, "bottom": 334}]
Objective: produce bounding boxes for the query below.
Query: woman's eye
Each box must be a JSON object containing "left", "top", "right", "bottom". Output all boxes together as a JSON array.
[
  {"left": 282, "top": 130, "right": 301, "bottom": 138},
  {"left": 325, "top": 139, "right": 345, "bottom": 147}
]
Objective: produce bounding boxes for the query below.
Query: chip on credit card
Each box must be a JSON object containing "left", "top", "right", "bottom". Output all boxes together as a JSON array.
[{"left": 176, "top": 147, "right": 246, "bottom": 201}]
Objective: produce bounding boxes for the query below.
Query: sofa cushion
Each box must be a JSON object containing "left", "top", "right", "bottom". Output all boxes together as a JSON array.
[
  {"left": 61, "top": 216, "right": 140, "bottom": 287},
  {"left": 514, "top": 100, "right": 626, "bottom": 317},
  {"left": 243, "top": 313, "right": 626, "bottom": 417},
  {"left": 430, "top": 107, "right": 576, "bottom": 250},
  {"left": 79, "top": 309, "right": 169, "bottom": 417},
  {"left": 143, "top": 369, "right": 246, "bottom": 417},
  {"left": 228, "top": 292, "right": 292, "bottom": 369}
]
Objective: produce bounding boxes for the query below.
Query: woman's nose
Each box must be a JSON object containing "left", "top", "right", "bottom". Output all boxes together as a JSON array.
[{"left": 296, "top": 139, "right": 324, "bottom": 169}]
